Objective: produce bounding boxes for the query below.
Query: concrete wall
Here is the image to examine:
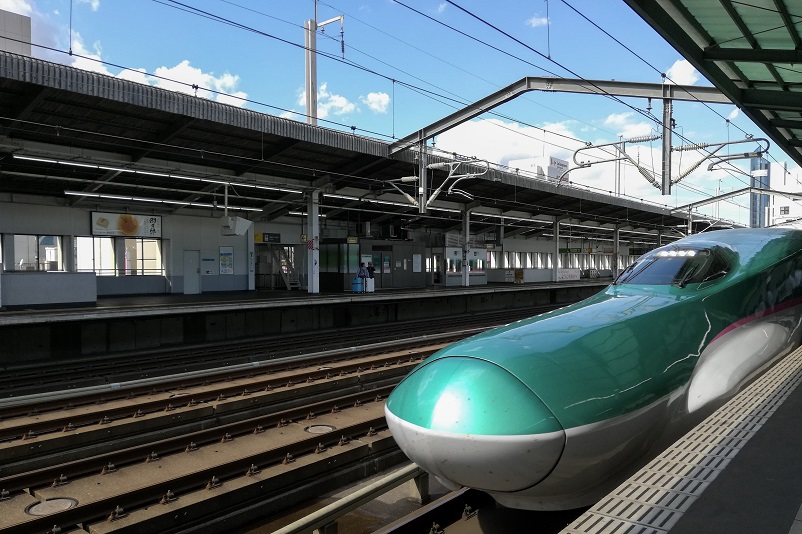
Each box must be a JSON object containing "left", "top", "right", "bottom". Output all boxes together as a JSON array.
[
  {"left": 0, "top": 284, "right": 607, "bottom": 362},
  {"left": 1, "top": 272, "right": 96, "bottom": 306}
]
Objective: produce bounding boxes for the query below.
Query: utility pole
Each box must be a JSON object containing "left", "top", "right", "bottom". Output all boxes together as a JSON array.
[{"left": 305, "top": 1, "right": 343, "bottom": 126}]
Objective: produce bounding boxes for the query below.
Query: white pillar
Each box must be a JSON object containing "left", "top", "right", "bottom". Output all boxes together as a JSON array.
[
  {"left": 247, "top": 224, "right": 255, "bottom": 290},
  {"left": 462, "top": 210, "right": 470, "bottom": 287},
  {"left": 687, "top": 208, "right": 693, "bottom": 235},
  {"left": 62, "top": 235, "right": 74, "bottom": 272},
  {"left": 613, "top": 226, "right": 621, "bottom": 278},
  {"left": 304, "top": 20, "right": 317, "bottom": 126},
  {"left": 418, "top": 140, "right": 428, "bottom": 213},
  {"left": 662, "top": 98, "right": 673, "bottom": 195},
  {"left": 552, "top": 219, "right": 561, "bottom": 282},
  {"left": 307, "top": 190, "right": 320, "bottom": 294}
]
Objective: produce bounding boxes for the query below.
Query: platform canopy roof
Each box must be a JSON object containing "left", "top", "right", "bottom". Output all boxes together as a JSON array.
[
  {"left": 0, "top": 52, "right": 708, "bottom": 247},
  {"left": 624, "top": 0, "right": 802, "bottom": 171}
]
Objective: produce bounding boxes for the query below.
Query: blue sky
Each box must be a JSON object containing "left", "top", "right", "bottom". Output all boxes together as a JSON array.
[{"left": 4, "top": 0, "right": 799, "bottom": 225}]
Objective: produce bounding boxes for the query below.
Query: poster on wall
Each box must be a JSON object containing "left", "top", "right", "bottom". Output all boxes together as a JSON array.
[
  {"left": 412, "top": 254, "right": 422, "bottom": 273},
  {"left": 91, "top": 212, "right": 162, "bottom": 237},
  {"left": 202, "top": 257, "right": 216, "bottom": 275},
  {"left": 219, "top": 246, "right": 234, "bottom": 275}
]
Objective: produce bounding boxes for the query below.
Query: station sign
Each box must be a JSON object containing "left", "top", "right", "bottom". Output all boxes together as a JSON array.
[
  {"left": 91, "top": 212, "right": 162, "bottom": 237},
  {"left": 255, "top": 232, "right": 281, "bottom": 243}
]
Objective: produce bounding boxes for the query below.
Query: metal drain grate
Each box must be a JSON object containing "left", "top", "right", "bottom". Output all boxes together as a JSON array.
[{"left": 562, "top": 346, "right": 802, "bottom": 533}]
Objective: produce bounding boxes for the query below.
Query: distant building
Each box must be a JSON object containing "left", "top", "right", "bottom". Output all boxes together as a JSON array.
[
  {"left": 508, "top": 156, "right": 569, "bottom": 183},
  {"left": 750, "top": 156, "right": 770, "bottom": 228},
  {"left": 0, "top": 9, "right": 31, "bottom": 56},
  {"left": 767, "top": 161, "right": 802, "bottom": 227}
]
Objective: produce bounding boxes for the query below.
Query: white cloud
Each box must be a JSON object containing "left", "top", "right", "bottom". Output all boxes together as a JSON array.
[
  {"left": 437, "top": 3, "right": 447, "bottom": 14},
  {"left": 361, "top": 92, "right": 390, "bottom": 113},
  {"left": 603, "top": 112, "right": 654, "bottom": 139},
  {"left": 727, "top": 108, "right": 740, "bottom": 121},
  {"left": 136, "top": 60, "right": 248, "bottom": 106},
  {"left": 77, "top": 0, "right": 100, "bottom": 12},
  {"left": 69, "top": 30, "right": 113, "bottom": 76},
  {"left": 526, "top": 15, "right": 549, "bottom": 28},
  {"left": 0, "top": 0, "right": 32, "bottom": 16},
  {"left": 664, "top": 59, "right": 700, "bottom": 85},
  {"left": 116, "top": 67, "right": 150, "bottom": 85},
  {"left": 315, "top": 83, "right": 355, "bottom": 118},
  {"left": 217, "top": 91, "right": 248, "bottom": 107},
  {"left": 435, "top": 118, "right": 577, "bottom": 168}
]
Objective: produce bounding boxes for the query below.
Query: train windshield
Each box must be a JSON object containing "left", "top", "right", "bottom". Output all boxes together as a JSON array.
[{"left": 615, "top": 248, "right": 729, "bottom": 287}]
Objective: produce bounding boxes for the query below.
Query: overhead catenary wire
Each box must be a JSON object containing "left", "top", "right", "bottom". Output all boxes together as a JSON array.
[
  {"left": 18, "top": 1, "right": 769, "bottom": 218},
  {"left": 429, "top": 1, "right": 763, "bottom": 209},
  {"left": 160, "top": 0, "right": 605, "bottom": 154},
  {"left": 163, "top": 0, "right": 757, "bottom": 196}
]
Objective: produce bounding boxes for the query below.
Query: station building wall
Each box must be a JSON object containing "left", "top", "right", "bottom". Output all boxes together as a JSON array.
[{"left": 0, "top": 199, "right": 257, "bottom": 299}]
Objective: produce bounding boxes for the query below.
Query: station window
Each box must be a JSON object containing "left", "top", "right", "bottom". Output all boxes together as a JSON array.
[
  {"left": 75, "top": 236, "right": 115, "bottom": 276},
  {"left": 540, "top": 252, "right": 553, "bottom": 269},
  {"left": 488, "top": 250, "right": 499, "bottom": 269},
  {"left": 319, "top": 243, "right": 361, "bottom": 274},
  {"left": 12, "top": 234, "right": 62, "bottom": 271},
  {"left": 124, "top": 238, "right": 163, "bottom": 275},
  {"left": 780, "top": 206, "right": 790, "bottom": 215},
  {"left": 280, "top": 246, "right": 294, "bottom": 274}
]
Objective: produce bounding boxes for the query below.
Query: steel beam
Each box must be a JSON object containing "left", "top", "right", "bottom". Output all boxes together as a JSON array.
[{"left": 389, "top": 77, "right": 730, "bottom": 154}]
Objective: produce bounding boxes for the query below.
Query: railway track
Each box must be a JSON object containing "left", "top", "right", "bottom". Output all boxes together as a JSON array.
[
  {"left": 0, "top": 304, "right": 582, "bottom": 533},
  {"left": 0, "top": 343, "right": 432, "bottom": 533}
]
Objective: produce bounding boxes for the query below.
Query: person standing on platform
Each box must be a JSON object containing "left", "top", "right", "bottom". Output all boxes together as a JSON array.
[
  {"left": 366, "top": 261, "right": 376, "bottom": 293},
  {"left": 357, "top": 262, "right": 368, "bottom": 293}
]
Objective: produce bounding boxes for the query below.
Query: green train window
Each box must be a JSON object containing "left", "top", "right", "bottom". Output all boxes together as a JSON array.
[{"left": 615, "top": 248, "right": 729, "bottom": 287}]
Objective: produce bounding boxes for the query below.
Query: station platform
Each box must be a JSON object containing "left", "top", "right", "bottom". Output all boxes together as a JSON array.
[
  {"left": 564, "top": 344, "right": 802, "bottom": 534},
  {"left": 0, "top": 280, "right": 609, "bottom": 364}
]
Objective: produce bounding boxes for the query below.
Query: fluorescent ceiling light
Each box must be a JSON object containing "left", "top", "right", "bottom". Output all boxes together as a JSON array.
[
  {"left": 16, "top": 154, "right": 301, "bottom": 194},
  {"left": 324, "top": 193, "right": 361, "bottom": 201},
  {"left": 64, "top": 190, "right": 262, "bottom": 212},
  {"left": 288, "top": 211, "right": 327, "bottom": 217}
]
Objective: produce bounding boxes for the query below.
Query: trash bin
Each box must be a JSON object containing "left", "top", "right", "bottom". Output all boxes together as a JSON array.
[
  {"left": 366, "top": 278, "right": 375, "bottom": 293},
  {"left": 352, "top": 278, "right": 364, "bottom": 293}
]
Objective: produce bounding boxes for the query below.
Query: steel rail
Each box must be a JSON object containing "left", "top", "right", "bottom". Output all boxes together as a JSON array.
[
  {"left": 3, "top": 416, "right": 388, "bottom": 534},
  {"left": 0, "top": 349, "right": 429, "bottom": 441},
  {"left": 0, "top": 386, "right": 394, "bottom": 497}
]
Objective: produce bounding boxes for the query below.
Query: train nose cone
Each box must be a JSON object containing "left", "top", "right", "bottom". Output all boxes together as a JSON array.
[{"left": 386, "top": 357, "right": 564, "bottom": 492}]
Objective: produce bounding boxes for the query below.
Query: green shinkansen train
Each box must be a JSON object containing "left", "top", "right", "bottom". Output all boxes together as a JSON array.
[{"left": 386, "top": 228, "right": 802, "bottom": 510}]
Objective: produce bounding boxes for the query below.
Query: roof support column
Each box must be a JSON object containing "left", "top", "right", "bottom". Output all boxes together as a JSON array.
[
  {"left": 687, "top": 207, "right": 693, "bottom": 236},
  {"left": 307, "top": 190, "right": 320, "bottom": 294},
  {"left": 247, "top": 224, "right": 255, "bottom": 290},
  {"left": 462, "top": 209, "right": 471, "bottom": 287},
  {"left": 662, "top": 97, "right": 673, "bottom": 195},
  {"left": 613, "top": 226, "right": 621, "bottom": 278},
  {"left": 418, "top": 141, "right": 428, "bottom": 213},
  {"left": 552, "top": 218, "right": 564, "bottom": 282}
]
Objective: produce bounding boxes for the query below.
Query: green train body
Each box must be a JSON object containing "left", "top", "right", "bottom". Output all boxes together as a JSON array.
[{"left": 386, "top": 228, "right": 802, "bottom": 510}]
